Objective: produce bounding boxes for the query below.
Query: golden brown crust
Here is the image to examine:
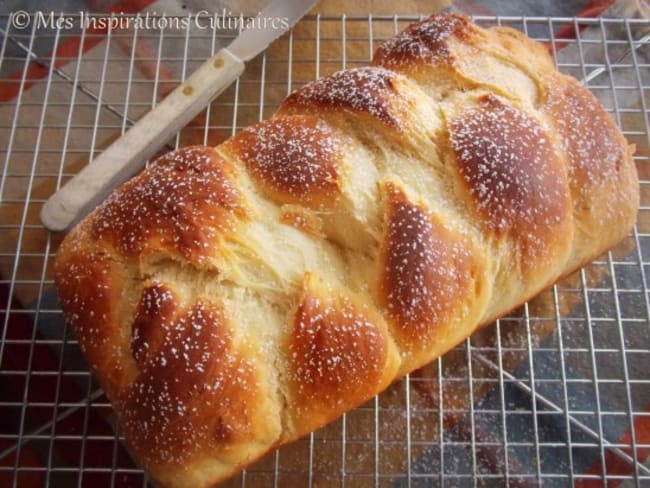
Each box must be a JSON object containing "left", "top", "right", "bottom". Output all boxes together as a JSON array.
[
  {"left": 130, "top": 283, "right": 179, "bottom": 366},
  {"left": 279, "top": 204, "right": 324, "bottom": 237},
  {"left": 379, "top": 183, "right": 465, "bottom": 334},
  {"left": 377, "top": 182, "right": 487, "bottom": 371},
  {"left": 224, "top": 115, "right": 343, "bottom": 208},
  {"left": 545, "top": 75, "right": 624, "bottom": 189},
  {"left": 449, "top": 94, "right": 572, "bottom": 273},
  {"left": 54, "top": 238, "right": 138, "bottom": 394},
  {"left": 372, "top": 13, "right": 472, "bottom": 70},
  {"left": 542, "top": 73, "right": 638, "bottom": 267},
  {"left": 285, "top": 273, "right": 400, "bottom": 434},
  {"left": 282, "top": 66, "right": 409, "bottom": 129},
  {"left": 53, "top": 13, "right": 639, "bottom": 488},
  {"left": 90, "top": 145, "right": 247, "bottom": 266},
  {"left": 122, "top": 297, "right": 259, "bottom": 466}
]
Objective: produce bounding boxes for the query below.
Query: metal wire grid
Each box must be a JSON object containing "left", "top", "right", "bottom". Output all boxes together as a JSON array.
[{"left": 0, "top": 12, "right": 648, "bottom": 487}]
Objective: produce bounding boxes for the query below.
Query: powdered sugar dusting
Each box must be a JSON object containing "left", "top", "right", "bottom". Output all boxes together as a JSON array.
[
  {"left": 232, "top": 115, "right": 341, "bottom": 207},
  {"left": 450, "top": 95, "right": 568, "bottom": 260},
  {"left": 122, "top": 297, "right": 258, "bottom": 466},
  {"left": 544, "top": 77, "right": 626, "bottom": 224},
  {"left": 381, "top": 183, "right": 472, "bottom": 340},
  {"left": 546, "top": 79, "right": 621, "bottom": 184},
  {"left": 92, "top": 146, "right": 244, "bottom": 263},
  {"left": 285, "top": 66, "right": 407, "bottom": 128},
  {"left": 288, "top": 284, "right": 386, "bottom": 411},
  {"left": 131, "top": 283, "right": 177, "bottom": 366},
  {"left": 53, "top": 250, "right": 116, "bottom": 365},
  {"left": 373, "top": 13, "right": 468, "bottom": 70}
]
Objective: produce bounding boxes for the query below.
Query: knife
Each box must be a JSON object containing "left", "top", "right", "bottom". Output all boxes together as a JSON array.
[{"left": 41, "top": 0, "right": 317, "bottom": 232}]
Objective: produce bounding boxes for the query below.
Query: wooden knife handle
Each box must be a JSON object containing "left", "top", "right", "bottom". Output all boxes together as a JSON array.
[{"left": 41, "top": 48, "right": 244, "bottom": 232}]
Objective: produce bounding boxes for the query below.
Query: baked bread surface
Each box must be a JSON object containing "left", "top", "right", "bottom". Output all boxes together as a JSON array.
[{"left": 54, "top": 14, "right": 638, "bottom": 487}]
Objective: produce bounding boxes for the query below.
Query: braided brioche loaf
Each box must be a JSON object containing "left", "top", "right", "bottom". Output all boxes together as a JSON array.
[{"left": 54, "top": 13, "right": 638, "bottom": 487}]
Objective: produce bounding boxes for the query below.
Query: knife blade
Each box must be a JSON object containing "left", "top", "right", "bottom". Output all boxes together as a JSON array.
[{"left": 41, "top": 0, "right": 317, "bottom": 232}]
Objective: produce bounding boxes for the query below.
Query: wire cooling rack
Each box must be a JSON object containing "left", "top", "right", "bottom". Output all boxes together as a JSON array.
[{"left": 0, "top": 12, "right": 649, "bottom": 487}]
